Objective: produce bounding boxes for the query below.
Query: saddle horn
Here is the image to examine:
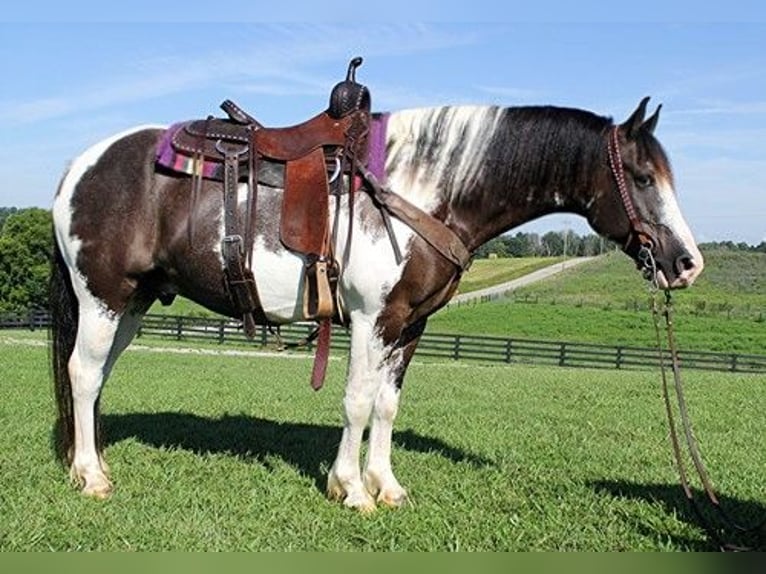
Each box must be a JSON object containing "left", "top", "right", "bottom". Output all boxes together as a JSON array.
[
  {"left": 346, "top": 56, "right": 363, "bottom": 82},
  {"left": 328, "top": 56, "right": 371, "bottom": 119}
]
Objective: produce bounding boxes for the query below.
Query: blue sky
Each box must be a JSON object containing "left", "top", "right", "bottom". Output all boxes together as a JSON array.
[{"left": 2, "top": 12, "right": 765, "bottom": 244}]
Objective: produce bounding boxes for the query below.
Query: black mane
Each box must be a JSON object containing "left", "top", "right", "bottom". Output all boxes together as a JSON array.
[{"left": 479, "top": 105, "right": 611, "bottom": 207}]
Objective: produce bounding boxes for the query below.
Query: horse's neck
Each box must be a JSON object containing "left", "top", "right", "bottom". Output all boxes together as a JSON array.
[{"left": 385, "top": 105, "right": 610, "bottom": 250}]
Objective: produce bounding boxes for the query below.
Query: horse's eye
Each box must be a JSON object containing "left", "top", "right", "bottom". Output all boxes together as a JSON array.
[{"left": 634, "top": 174, "right": 654, "bottom": 189}]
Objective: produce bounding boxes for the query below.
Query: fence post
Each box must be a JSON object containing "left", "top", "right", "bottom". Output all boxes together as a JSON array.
[
  {"left": 558, "top": 342, "right": 567, "bottom": 366},
  {"left": 616, "top": 347, "right": 623, "bottom": 369},
  {"left": 453, "top": 336, "right": 461, "bottom": 360},
  {"left": 175, "top": 316, "right": 183, "bottom": 341},
  {"left": 218, "top": 320, "right": 225, "bottom": 345},
  {"left": 505, "top": 339, "right": 513, "bottom": 363},
  {"left": 730, "top": 354, "right": 738, "bottom": 372},
  {"left": 260, "top": 324, "right": 268, "bottom": 347}
]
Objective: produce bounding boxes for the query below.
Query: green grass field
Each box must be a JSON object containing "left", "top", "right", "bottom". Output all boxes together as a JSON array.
[
  {"left": 1, "top": 333, "right": 763, "bottom": 551},
  {"left": 429, "top": 250, "right": 766, "bottom": 354},
  {"left": 455, "top": 256, "right": 566, "bottom": 294}
]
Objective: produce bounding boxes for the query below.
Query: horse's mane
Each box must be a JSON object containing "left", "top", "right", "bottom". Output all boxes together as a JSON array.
[{"left": 382, "top": 105, "right": 614, "bottom": 207}]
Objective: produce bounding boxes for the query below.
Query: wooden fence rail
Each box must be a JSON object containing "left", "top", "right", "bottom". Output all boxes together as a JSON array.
[{"left": 2, "top": 311, "right": 765, "bottom": 374}]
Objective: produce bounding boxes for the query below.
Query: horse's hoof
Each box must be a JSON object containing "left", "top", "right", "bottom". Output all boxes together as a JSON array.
[
  {"left": 81, "top": 479, "right": 113, "bottom": 500},
  {"left": 343, "top": 492, "right": 377, "bottom": 514},
  {"left": 377, "top": 488, "right": 409, "bottom": 509}
]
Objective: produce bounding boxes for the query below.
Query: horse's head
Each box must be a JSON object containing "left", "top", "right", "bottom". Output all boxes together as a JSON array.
[{"left": 590, "top": 97, "right": 704, "bottom": 289}]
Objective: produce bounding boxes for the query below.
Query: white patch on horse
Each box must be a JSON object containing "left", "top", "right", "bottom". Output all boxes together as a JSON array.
[
  {"left": 250, "top": 234, "right": 304, "bottom": 322},
  {"left": 553, "top": 192, "right": 564, "bottom": 207},
  {"left": 386, "top": 106, "right": 504, "bottom": 210},
  {"left": 655, "top": 175, "right": 704, "bottom": 285}
]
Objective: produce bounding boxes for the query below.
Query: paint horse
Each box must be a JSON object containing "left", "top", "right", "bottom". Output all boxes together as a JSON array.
[{"left": 50, "top": 82, "right": 704, "bottom": 511}]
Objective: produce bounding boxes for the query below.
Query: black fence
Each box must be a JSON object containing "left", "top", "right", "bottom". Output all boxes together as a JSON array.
[{"left": 2, "top": 310, "right": 765, "bottom": 374}]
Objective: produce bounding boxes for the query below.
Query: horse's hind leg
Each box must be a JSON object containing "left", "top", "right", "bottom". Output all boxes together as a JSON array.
[{"left": 68, "top": 302, "right": 147, "bottom": 498}]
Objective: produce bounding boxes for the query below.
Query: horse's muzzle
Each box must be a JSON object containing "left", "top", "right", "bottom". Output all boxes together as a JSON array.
[{"left": 655, "top": 250, "right": 704, "bottom": 289}]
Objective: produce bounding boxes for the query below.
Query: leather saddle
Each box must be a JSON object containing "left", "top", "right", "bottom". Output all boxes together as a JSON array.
[{"left": 168, "top": 57, "right": 371, "bottom": 332}]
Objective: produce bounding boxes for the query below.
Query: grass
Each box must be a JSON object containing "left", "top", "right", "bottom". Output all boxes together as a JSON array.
[
  {"left": 429, "top": 250, "right": 766, "bottom": 354},
  {"left": 1, "top": 332, "right": 764, "bottom": 551},
  {"left": 455, "top": 256, "right": 566, "bottom": 294}
]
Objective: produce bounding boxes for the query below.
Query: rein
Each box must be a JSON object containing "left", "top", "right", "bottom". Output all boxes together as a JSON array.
[
  {"left": 609, "top": 127, "right": 764, "bottom": 550},
  {"left": 640, "top": 230, "right": 765, "bottom": 552}
]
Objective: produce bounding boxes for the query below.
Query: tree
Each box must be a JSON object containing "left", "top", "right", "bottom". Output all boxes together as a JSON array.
[
  {"left": 0, "top": 208, "right": 53, "bottom": 312},
  {"left": 0, "top": 207, "right": 19, "bottom": 233},
  {"left": 541, "top": 231, "right": 564, "bottom": 256}
]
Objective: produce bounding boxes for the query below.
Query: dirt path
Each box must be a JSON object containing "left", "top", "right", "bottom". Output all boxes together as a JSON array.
[{"left": 450, "top": 256, "right": 598, "bottom": 305}]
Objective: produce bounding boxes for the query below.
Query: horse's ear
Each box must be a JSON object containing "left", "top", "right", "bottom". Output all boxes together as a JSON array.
[
  {"left": 642, "top": 103, "right": 662, "bottom": 134},
  {"left": 620, "top": 96, "right": 651, "bottom": 139}
]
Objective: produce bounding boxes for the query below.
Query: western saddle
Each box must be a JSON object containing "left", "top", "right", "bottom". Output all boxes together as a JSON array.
[{"left": 162, "top": 57, "right": 472, "bottom": 390}]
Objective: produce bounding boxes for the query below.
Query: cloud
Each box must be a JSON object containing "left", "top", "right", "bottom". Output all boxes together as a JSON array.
[{"left": 0, "top": 24, "right": 480, "bottom": 126}]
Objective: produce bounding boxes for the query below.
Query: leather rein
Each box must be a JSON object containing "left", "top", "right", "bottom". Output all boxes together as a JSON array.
[{"left": 608, "top": 126, "right": 765, "bottom": 551}]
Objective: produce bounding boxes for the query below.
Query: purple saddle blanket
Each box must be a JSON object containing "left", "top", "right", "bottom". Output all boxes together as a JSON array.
[{"left": 155, "top": 113, "right": 390, "bottom": 183}]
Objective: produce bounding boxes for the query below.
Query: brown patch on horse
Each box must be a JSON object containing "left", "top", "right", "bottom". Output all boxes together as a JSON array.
[
  {"left": 69, "top": 129, "right": 164, "bottom": 313},
  {"left": 376, "top": 236, "right": 461, "bottom": 346}
]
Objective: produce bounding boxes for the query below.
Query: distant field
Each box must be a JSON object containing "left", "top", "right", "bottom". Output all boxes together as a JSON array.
[
  {"left": 455, "top": 256, "right": 566, "bottom": 294},
  {"left": 429, "top": 250, "right": 765, "bottom": 354},
  {"left": 1, "top": 333, "right": 763, "bottom": 551}
]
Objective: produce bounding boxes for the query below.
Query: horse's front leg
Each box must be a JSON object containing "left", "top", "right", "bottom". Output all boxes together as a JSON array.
[
  {"left": 363, "top": 321, "right": 424, "bottom": 508},
  {"left": 363, "top": 375, "right": 408, "bottom": 508},
  {"left": 327, "top": 312, "right": 389, "bottom": 512}
]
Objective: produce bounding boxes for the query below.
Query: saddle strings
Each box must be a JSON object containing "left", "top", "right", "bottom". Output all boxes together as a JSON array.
[{"left": 642, "top": 248, "right": 765, "bottom": 551}]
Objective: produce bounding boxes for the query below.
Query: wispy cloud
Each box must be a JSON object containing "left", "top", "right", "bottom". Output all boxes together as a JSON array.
[
  {"left": 670, "top": 99, "right": 766, "bottom": 116},
  {"left": 0, "top": 24, "right": 480, "bottom": 126}
]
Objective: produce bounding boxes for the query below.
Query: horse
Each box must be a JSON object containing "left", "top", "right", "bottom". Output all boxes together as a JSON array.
[{"left": 49, "top": 94, "right": 704, "bottom": 512}]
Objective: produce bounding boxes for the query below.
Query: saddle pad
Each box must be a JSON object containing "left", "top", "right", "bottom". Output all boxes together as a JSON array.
[
  {"left": 155, "top": 123, "right": 285, "bottom": 186},
  {"left": 156, "top": 123, "right": 221, "bottom": 178}
]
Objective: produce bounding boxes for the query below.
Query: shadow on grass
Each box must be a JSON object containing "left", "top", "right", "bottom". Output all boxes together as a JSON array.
[
  {"left": 590, "top": 479, "right": 766, "bottom": 552},
  {"left": 102, "top": 412, "right": 492, "bottom": 492}
]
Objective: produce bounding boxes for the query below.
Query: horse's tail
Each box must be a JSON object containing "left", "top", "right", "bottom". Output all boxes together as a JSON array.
[{"left": 49, "top": 233, "right": 77, "bottom": 465}]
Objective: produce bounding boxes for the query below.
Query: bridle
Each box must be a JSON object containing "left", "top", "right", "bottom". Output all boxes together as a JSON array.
[
  {"left": 606, "top": 126, "right": 656, "bottom": 264},
  {"left": 609, "top": 126, "right": 765, "bottom": 551}
]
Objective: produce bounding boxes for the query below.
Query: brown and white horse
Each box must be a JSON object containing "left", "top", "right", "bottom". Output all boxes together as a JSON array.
[{"left": 50, "top": 96, "right": 703, "bottom": 510}]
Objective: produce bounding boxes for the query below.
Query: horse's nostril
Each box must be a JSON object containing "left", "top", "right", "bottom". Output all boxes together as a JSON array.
[{"left": 675, "top": 253, "right": 695, "bottom": 274}]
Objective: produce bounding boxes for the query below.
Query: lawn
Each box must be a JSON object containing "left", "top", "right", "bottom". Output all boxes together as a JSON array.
[{"left": 1, "top": 332, "right": 763, "bottom": 551}]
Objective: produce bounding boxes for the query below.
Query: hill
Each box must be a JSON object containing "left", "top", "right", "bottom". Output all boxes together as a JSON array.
[{"left": 427, "top": 250, "right": 766, "bottom": 354}]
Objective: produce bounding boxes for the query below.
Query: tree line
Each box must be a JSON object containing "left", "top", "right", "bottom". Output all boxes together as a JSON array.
[{"left": 1, "top": 206, "right": 764, "bottom": 313}]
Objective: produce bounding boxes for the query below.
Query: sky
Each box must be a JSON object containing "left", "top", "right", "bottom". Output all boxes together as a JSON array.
[{"left": 1, "top": 6, "right": 765, "bottom": 245}]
